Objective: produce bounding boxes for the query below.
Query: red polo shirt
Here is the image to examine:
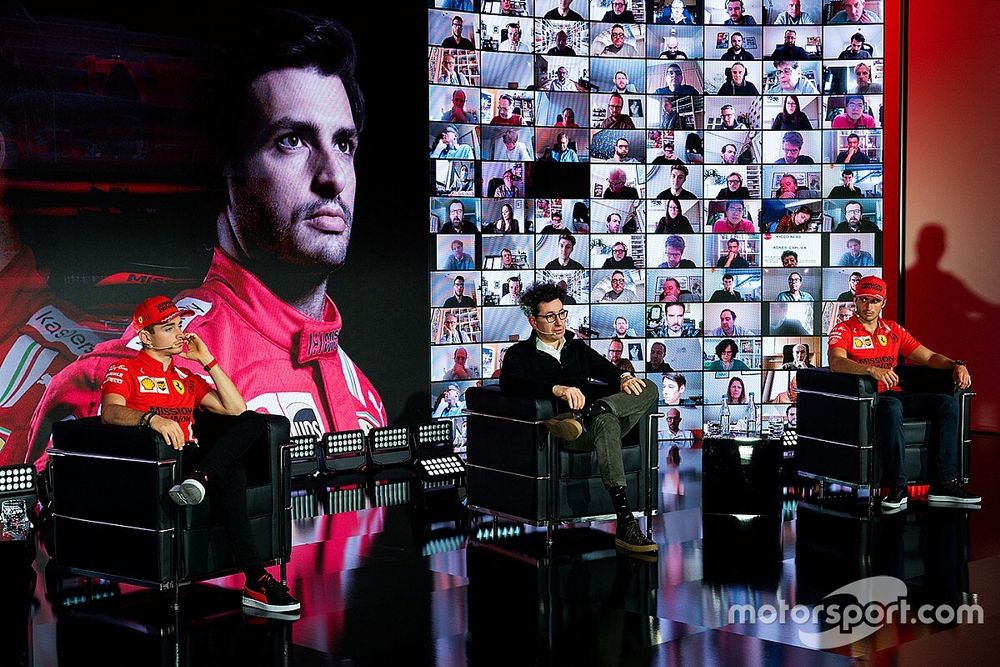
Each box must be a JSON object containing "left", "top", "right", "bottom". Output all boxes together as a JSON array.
[
  {"left": 828, "top": 316, "right": 921, "bottom": 393},
  {"left": 101, "top": 350, "right": 212, "bottom": 441}
]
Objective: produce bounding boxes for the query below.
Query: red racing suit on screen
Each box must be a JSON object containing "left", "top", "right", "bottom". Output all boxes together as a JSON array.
[
  {"left": 828, "top": 315, "right": 921, "bottom": 393},
  {"left": 27, "top": 248, "right": 387, "bottom": 468},
  {"left": 0, "top": 249, "right": 100, "bottom": 465}
]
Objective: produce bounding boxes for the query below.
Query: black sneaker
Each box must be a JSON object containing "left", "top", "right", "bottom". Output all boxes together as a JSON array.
[
  {"left": 242, "top": 573, "right": 301, "bottom": 614},
  {"left": 168, "top": 473, "right": 207, "bottom": 506},
  {"left": 928, "top": 481, "right": 982, "bottom": 507},
  {"left": 615, "top": 518, "right": 658, "bottom": 554},
  {"left": 881, "top": 485, "right": 908, "bottom": 513},
  {"left": 542, "top": 414, "right": 583, "bottom": 441}
]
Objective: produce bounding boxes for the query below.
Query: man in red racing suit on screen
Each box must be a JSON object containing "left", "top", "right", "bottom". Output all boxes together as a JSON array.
[
  {"left": 0, "top": 244, "right": 100, "bottom": 466},
  {"left": 828, "top": 275, "right": 981, "bottom": 513},
  {"left": 27, "top": 11, "right": 387, "bottom": 469}
]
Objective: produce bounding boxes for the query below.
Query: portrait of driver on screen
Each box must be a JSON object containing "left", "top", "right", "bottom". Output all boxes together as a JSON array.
[{"left": 27, "top": 10, "right": 387, "bottom": 467}]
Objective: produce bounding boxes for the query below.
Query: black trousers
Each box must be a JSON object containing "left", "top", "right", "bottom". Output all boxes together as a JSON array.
[
  {"left": 875, "top": 392, "right": 959, "bottom": 485},
  {"left": 184, "top": 410, "right": 267, "bottom": 576}
]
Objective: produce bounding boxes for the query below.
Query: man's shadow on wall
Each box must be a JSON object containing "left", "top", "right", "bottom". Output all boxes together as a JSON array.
[
  {"left": 906, "top": 223, "right": 1000, "bottom": 434},
  {"left": 905, "top": 224, "right": 1000, "bottom": 337}
]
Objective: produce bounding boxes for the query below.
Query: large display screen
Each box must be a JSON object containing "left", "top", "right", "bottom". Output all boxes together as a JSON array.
[{"left": 428, "top": 0, "right": 893, "bottom": 448}]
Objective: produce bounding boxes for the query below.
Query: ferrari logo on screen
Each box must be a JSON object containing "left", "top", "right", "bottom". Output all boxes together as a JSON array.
[
  {"left": 877, "top": 334, "right": 888, "bottom": 346},
  {"left": 853, "top": 336, "right": 874, "bottom": 350},
  {"left": 172, "top": 380, "right": 185, "bottom": 394},
  {"left": 139, "top": 376, "right": 169, "bottom": 393}
]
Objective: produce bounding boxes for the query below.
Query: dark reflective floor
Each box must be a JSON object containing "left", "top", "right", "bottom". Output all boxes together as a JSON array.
[{"left": 13, "top": 434, "right": 1000, "bottom": 666}]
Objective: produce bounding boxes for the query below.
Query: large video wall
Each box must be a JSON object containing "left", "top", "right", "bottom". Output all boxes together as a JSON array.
[{"left": 428, "top": 0, "right": 887, "bottom": 447}]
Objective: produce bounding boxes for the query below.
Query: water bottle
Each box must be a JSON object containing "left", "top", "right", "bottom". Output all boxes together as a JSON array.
[
  {"left": 747, "top": 392, "right": 757, "bottom": 435},
  {"left": 720, "top": 398, "right": 731, "bottom": 436}
]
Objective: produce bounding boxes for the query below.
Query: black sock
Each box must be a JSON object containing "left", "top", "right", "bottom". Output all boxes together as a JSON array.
[
  {"left": 607, "top": 484, "right": 633, "bottom": 525},
  {"left": 244, "top": 564, "right": 267, "bottom": 584}
]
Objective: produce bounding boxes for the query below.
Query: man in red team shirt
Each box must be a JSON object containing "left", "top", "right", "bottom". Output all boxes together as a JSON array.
[
  {"left": 828, "top": 276, "right": 980, "bottom": 512},
  {"left": 101, "top": 295, "right": 300, "bottom": 616}
]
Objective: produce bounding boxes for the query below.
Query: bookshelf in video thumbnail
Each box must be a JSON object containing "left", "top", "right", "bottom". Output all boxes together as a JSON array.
[{"left": 428, "top": 0, "right": 888, "bottom": 450}]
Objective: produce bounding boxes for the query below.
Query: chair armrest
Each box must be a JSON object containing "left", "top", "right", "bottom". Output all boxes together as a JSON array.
[
  {"left": 895, "top": 365, "right": 969, "bottom": 396},
  {"left": 51, "top": 416, "right": 174, "bottom": 461},
  {"left": 466, "top": 386, "right": 557, "bottom": 421},
  {"left": 466, "top": 382, "right": 617, "bottom": 421},
  {"left": 796, "top": 367, "right": 877, "bottom": 398}
]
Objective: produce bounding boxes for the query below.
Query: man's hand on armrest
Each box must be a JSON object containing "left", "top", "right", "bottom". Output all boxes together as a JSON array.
[
  {"left": 552, "top": 385, "right": 586, "bottom": 410},
  {"left": 101, "top": 394, "right": 187, "bottom": 450}
]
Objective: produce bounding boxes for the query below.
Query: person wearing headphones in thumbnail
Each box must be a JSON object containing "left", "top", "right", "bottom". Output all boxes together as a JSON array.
[
  {"left": 101, "top": 296, "right": 300, "bottom": 615},
  {"left": 28, "top": 11, "right": 386, "bottom": 469}
]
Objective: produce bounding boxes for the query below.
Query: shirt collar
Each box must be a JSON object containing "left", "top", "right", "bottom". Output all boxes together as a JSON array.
[{"left": 203, "top": 248, "right": 343, "bottom": 365}]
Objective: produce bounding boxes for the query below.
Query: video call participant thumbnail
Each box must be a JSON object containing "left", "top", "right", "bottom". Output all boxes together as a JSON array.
[{"left": 27, "top": 10, "right": 388, "bottom": 466}]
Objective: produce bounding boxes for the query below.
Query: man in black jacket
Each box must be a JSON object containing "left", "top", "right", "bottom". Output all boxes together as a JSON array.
[{"left": 499, "top": 281, "right": 658, "bottom": 554}]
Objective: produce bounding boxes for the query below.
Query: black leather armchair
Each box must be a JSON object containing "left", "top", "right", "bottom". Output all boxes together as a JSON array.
[
  {"left": 464, "top": 384, "right": 659, "bottom": 544},
  {"left": 796, "top": 366, "right": 973, "bottom": 498},
  {"left": 47, "top": 413, "right": 292, "bottom": 603}
]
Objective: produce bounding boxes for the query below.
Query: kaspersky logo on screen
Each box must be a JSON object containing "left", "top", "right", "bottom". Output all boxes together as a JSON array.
[{"left": 728, "top": 576, "right": 983, "bottom": 649}]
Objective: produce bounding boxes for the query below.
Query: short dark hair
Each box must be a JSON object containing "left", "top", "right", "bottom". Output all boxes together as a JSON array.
[
  {"left": 782, "top": 131, "right": 804, "bottom": 148},
  {"left": 847, "top": 132, "right": 860, "bottom": 141},
  {"left": 721, "top": 308, "right": 736, "bottom": 320},
  {"left": 558, "top": 231, "right": 576, "bottom": 247},
  {"left": 851, "top": 32, "right": 865, "bottom": 42},
  {"left": 722, "top": 273, "right": 734, "bottom": 281},
  {"left": 715, "top": 338, "right": 739, "bottom": 357},
  {"left": 671, "top": 163, "right": 689, "bottom": 176},
  {"left": 520, "top": 281, "right": 566, "bottom": 316},
  {"left": 212, "top": 10, "right": 365, "bottom": 166},
  {"left": 663, "top": 372, "right": 687, "bottom": 388},
  {"left": 665, "top": 235, "right": 685, "bottom": 250},
  {"left": 781, "top": 250, "right": 798, "bottom": 261}
]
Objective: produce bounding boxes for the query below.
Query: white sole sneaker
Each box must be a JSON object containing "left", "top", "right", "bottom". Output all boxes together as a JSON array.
[
  {"left": 168, "top": 478, "right": 205, "bottom": 505},
  {"left": 881, "top": 496, "right": 907, "bottom": 512}
]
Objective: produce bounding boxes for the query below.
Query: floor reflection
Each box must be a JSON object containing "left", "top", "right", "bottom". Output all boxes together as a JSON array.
[{"left": 22, "top": 436, "right": 999, "bottom": 665}]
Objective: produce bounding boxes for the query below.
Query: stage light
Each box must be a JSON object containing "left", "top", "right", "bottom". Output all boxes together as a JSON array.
[
  {"left": 288, "top": 435, "right": 321, "bottom": 478},
  {"left": 368, "top": 425, "right": 413, "bottom": 467},
  {"left": 0, "top": 465, "right": 35, "bottom": 498},
  {"left": 321, "top": 429, "right": 367, "bottom": 473},
  {"left": 414, "top": 421, "right": 465, "bottom": 484}
]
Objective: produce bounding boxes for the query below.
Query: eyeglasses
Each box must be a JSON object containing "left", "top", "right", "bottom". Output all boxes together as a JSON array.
[
  {"left": 611, "top": 277, "right": 626, "bottom": 283},
  {"left": 777, "top": 68, "right": 796, "bottom": 76},
  {"left": 727, "top": 178, "right": 741, "bottom": 184},
  {"left": 538, "top": 309, "right": 569, "bottom": 323},
  {"left": 847, "top": 102, "right": 865, "bottom": 109}
]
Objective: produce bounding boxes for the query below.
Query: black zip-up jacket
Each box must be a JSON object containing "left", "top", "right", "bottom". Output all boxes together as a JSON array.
[{"left": 499, "top": 331, "right": 624, "bottom": 400}]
